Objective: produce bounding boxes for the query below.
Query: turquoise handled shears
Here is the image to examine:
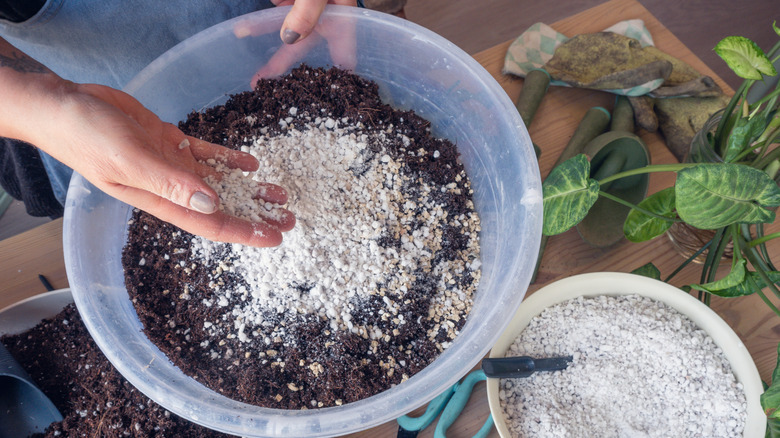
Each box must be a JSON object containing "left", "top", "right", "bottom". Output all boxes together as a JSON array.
[
  {"left": 395, "top": 355, "right": 572, "bottom": 437},
  {"left": 396, "top": 369, "right": 493, "bottom": 438}
]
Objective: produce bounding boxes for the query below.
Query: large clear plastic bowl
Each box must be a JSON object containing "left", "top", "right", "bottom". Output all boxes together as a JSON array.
[{"left": 63, "top": 6, "right": 541, "bottom": 437}]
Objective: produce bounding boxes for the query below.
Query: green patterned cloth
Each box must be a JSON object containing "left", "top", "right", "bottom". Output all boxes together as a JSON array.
[
  {"left": 0, "top": 188, "right": 12, "bottom": 219},
  {"left": 503, "top": 19, "right": 665, "bottom": 96}
]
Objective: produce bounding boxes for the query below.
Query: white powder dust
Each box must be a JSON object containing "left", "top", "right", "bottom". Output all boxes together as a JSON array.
[
  {"left": 499, "top": 294, "right": 747, "bottom": 438},
  {"left": 193, "top": 110, "right": 481, "bottom": 350}
]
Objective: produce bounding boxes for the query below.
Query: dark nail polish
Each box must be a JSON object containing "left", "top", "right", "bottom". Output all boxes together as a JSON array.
[{"left": 282, "top": 29, "right": 301, "bottom": 45}]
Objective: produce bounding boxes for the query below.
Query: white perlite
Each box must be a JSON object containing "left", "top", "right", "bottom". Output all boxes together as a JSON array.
[
  {"left": 193, "top": 111, "right": 480, "bottom": 347},
  {"left": 500, "top": 295, "right": 746, "bottom": 438}
]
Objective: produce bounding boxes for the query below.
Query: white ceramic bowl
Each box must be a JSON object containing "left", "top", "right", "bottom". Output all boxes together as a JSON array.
[
  {"left": 0, "top": 290, "right": 73, "bottom": 336},
  {"left": 486, "top": 272, "right": 764, "bottom": 438}
]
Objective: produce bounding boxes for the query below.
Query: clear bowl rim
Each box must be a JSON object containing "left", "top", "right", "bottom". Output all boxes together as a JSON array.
[{"left": 64, "top": 6, "right": 542, "bottom": 437}]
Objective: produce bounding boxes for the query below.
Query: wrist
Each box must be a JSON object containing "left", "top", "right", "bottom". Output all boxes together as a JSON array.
[
  {"left": 0, "top": 66, "right": 74, "bottom": 147},
  {"left": 0, "top": 37, "right": 75, "bottom": 146}
]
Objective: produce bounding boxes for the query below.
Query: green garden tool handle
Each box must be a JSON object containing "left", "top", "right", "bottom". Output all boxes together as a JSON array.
[
  {"left": 532, "top": 106, "right": 611, "bottom": 283},
  {"left": 553, "top": 106, "right": 612, "bottom": 167},
  {"left": 590, "top": 148, "right": 627, "bottom": 192},
  {"left": 516, "top": 69, "right": 551, "bottom": 159},
  {"left": 433, "top": 370, "right": 492, "bottom": 438},
  {"left": 610, "top": 95, "right": 635, "bottom": 133},
  {"left": 576, "top": 129, "right": 651, "bottom": 248},
  {"left": 516, "top": 69, "right": 551, "bottom": 127}
]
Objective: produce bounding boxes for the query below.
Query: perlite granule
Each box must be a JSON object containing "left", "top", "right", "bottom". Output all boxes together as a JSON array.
[
  {"left": 500, "top": 294, "right": 747, "bottom": 438},
  {"left": 122, "top": 65, "right": 483, "bottom": 408},
  {"left": 195, "top": 114, "right": 480, "bottom": 347}
]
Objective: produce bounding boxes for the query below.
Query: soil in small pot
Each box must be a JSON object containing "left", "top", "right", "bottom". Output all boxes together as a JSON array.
[
  {"left": 1, "top": 304, "right": 233, "bottom": 437},
  {"left": 121, "top": 65, "right": 482, "bottom": 408}
]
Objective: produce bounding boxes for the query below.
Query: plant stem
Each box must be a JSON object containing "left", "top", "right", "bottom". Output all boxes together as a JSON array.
[
  {"left": 597, "top": 163, "right": 698, "bottom": 186},
  {"left": 767, "top": 39, "right": 780, "bottom": 59},
  {"left": 754, "top": 144, "right": 780, "bottom": 171},
  {"left": 756, "top": 223, "right": 778, "bottom": 271},
  {"left": 716, "top": 81, "right": 752, "bottom": 156},
  {"left": 750, "top": 88, "right": 780, "bottom": 118},
  {"left": 764, "top": 158, "right": 780, "bottom": 180},
  {"left": 751, "top": 115, "right": 780, "bottom": 168},
  {"left": 698, "top": 227, "right": 730, "bottom": 304},
  {"left": 734, "top": 141, "right": 766, "bottom": 164},
  {"left": 702, "top": 227, "right": 728, "bottom": 284},
  {"left": 741, "top": 225, "right": 780, "bottom": 302},
  {"left": 758, "top": 115, "right": 780, "bottom": 144},
  {"left": 752, "top": 285, "right": 780, "bottom": 318},
  {"left": 740, "top": 249, "right": 780, "bottom": 314},
  {"left": 748, "top": 231, "right": 780, "bottom": 248},
  {"left": 736, "top": 239, "right": 780, "bottom": 317},
  {"left": 664, "top": 240, "right": 713, "bottom": 283},
  {"left": 597, "top": 191, "right": 682, "bottom": 222}
]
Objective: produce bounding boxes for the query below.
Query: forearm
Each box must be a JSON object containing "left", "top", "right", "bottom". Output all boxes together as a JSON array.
[{"left": 0, "top": 36, "right": 72, "bottom": 148}]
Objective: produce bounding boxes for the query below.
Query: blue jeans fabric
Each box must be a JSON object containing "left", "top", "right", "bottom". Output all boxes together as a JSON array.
[{"left": 0, "top": 0, "right": 275, "bottom": 206}]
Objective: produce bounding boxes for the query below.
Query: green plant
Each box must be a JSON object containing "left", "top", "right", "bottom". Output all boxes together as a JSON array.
[
  {"left": 543, "top": 23, "right": 780, "bottom": 434},
  {"left": 543, "top": 23, "right": 780, "bottom": 309},
  {"left": 763, "top": 343, "right": 780, "bottom": 437}
]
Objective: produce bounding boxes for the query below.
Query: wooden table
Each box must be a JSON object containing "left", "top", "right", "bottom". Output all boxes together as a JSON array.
[{"left": 1, "top": 0, "right": 777, "bottom": 436}]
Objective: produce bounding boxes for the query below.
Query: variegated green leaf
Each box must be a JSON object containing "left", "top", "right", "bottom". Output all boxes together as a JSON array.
[
  {"left": 715, "top": 35, "right": 777, "bottom": 80},
  {"left": 623, "top": 187, "right": 676, "bottom": 242},
  {"left": 675, "top": 163, "right": 780, "bottom": 229},
  {"left": 699, "top": 270, "right": 780, "bottom": 298},
  {"left": 631, "top": 262, "right": 661, "bottom": 280},
  {"left": 761, "top": 341, "right": 780, "bottom": 423},
  {"left": 689, "top": 259, "right": 747, "bottom": 296},
  {"left": 723, "top": 114, "right": 767, "bottom": 162},
  {"left": 542, "top": 154, "right": 600, "bottom": 236}
]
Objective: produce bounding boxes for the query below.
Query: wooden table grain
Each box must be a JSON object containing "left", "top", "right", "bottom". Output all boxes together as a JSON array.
[
  {"left": 1, "top": 0, "right": 777, "bottom": 436},
  {"left": 0, "top": 218, "right": 67, "bottom": 307}
]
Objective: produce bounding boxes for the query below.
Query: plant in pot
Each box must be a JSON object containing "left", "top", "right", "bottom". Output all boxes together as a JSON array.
[{"left": 541, "top": 23, "right": 780, "bottom": 430}]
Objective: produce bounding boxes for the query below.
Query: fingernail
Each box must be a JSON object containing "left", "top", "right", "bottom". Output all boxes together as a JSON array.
[
  {"left": 234, "top": 23, "right": 251, "bottom": 39},
  {"left": 282, "top": 28, "right": 301, "bottom": 45},
  {"left": 190, "top": 191, "right": 217, "bottom": 214}
]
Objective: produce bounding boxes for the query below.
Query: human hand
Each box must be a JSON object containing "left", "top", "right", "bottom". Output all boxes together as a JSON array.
[
  {"left": 233, "top": 0, "right": 357, "bottom": 86},
  {"left": 35, "top": 83, "right": 296, "bottom": 247},
  {"left": 274, "top": 0, "right": 357, "bottom": 45}
]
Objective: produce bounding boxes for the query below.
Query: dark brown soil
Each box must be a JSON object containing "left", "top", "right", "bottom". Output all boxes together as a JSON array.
[
  {"left": 121, "top": 66, "right": 478, "bottom": 409},
  {"left": 1, "top": 304, "right": 233, "bottom": 437}
]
